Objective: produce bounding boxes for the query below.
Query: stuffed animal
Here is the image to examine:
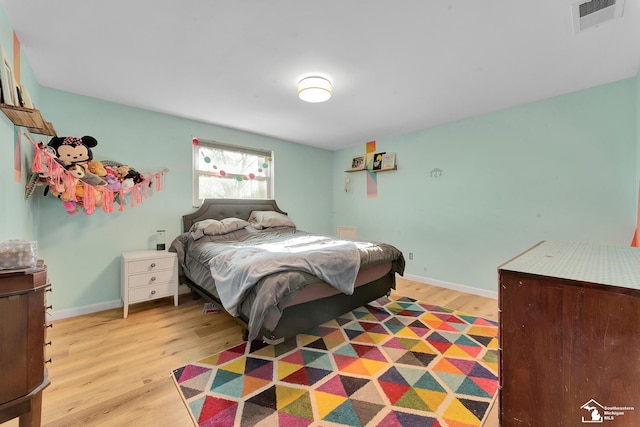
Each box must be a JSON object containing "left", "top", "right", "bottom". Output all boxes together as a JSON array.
[
  {"left": 80, "top": 170, "right": 107, "bottom": 187},
  {"left": 48, "top": 179, "right": 80, "bottom": 202},
  {"left": 47, "top": 136, "right": 98, "bottom": 167},
  {"left": 75, "top": 184, "right": 103, "bottom": 214},
  {"left": 87, "top": 160, "right": 107, "bottom": 177},
  {"left": 124, "top": 168, "right": 145, "bottom": 184},
  {"left": 66, "top": 163, "right": 106, "bottom": 186},
  {"left": 103, "top": 174, "right": 121, "bottom": 191},
  {"left": 46, "top": 144, "right": 106, "bottom": 186},
  {"left": 121, "top": 178, "right": 135, "bottom": 190},
  {"left": 62, "top": 201, "right": 79, "bottom": 215},
  {"left": 114, "top": 165, "right": 129, "bottom": 180},
  {"left": 67, "top": 164, "right": 85, "bottom": 179}
]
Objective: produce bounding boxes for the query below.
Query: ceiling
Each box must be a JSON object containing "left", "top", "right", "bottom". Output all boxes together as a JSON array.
[{"left": 1, "top": 1, "right": 639, "bottom": 151}]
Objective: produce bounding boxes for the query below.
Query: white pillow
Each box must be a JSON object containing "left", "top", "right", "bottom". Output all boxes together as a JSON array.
[
  {"left": 248, "top": 210, "right": 296, "bottom": 229},
  {"left": 190, "top": 217, "right": 249, "bottom": 240}
]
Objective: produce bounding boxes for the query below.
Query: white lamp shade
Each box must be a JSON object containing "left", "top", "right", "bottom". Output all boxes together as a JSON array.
[{"left": 298, "top": 76, "right": 332, "bottom": 103}]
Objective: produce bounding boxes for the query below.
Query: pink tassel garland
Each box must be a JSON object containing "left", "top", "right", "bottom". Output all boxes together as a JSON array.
[
  {"left": 27, "top": 134, "right": 167, "bottom": 214},
  {"left": 102, "top": 188, "right": 114, "bottom": 213}
]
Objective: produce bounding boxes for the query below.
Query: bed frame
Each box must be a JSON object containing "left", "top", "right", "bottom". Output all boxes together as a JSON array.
[{"left": 181, "top": 199, "right": 397, "bottom": 342}]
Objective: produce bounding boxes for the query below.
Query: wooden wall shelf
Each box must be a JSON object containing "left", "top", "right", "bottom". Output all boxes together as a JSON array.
[
  {"left": 344, "top": 167, "right": 397, "bottom": 173},
  {"left": 0, "top": 104, "right": 56, "bottom": 136}
]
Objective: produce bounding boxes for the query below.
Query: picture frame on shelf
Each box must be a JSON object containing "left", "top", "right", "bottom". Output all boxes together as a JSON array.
[
  {"left": 0, "top": 45, "right": 17, "bottom": 106},
  {"left": 381, "top": 152, "right": 396, "bottom": 170},
  {"left": 350, "top": 155, "right": 365, "bottom": 170},
  {"left": 372, "top": 152, "right": 385, "bottom": 171}
]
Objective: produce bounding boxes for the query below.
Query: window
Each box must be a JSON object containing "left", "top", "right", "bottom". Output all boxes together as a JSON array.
[{"left": 192, "top": 139, "right": 273, "bottom": 206}]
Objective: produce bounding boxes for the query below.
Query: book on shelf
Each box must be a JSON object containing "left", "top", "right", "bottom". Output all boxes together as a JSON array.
[
  {"left": 381, "top": 152, "right": 396, "bottom": 170},
  {"left": 372, "top": 152, "right": 385, "bottom": 171},
  {"left": 0, "top": 44, "right": 15, "bottom": 106},
  {"left": 19, "top": 84, "right": 33, "bottom": 108},
  {"left": 16, "top": 85, "right": 24, "bottom": 107}
]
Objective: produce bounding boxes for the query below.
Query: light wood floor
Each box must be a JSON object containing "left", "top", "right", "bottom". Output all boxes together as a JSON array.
[{"left": 1, "top": 278, "right": 499, "bottom": 427}]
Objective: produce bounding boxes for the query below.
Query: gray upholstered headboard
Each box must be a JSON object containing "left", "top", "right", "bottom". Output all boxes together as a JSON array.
[{"left": 182, "top": 199, "right": 288, "bottom": 231}]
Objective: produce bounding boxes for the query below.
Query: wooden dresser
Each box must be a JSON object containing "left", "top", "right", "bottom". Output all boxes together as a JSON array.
[
  {"left": 498, "top": 241, "right": 640, "bottom": 426},
  {"left": 0, "top": 264, "right": 51, "bottom": 427}
]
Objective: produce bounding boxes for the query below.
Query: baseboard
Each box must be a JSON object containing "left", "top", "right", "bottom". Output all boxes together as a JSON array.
[
  {"left": 49, "top": 285, "right": 192, "bottom": 321},
  {"left": 49, "top": 299, "right": 122, "bottom": 321},
  {"left": 400, "top": 273, "right": 498, "bottom": 300}
]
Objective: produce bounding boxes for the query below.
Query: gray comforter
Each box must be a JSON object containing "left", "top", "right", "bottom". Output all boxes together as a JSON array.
[
  {"left": 210, "top": 232, "right": 360, "bottom": 316},
  {"left": 170, "top": 227, "right": 405, "bottom": 340}
]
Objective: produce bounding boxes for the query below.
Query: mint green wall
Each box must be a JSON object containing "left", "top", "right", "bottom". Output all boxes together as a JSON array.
[
  {"left": 636, "top": 68, "right": 640, "bottom": 195},
  {"left": 333, "top": 79, "right": 637, "bottom": 293},
  {"left": 2, "top": 3, "right": 639, "bottom": 312},
  {"left": 31, "top": 88, "right": 332, "bottom": 311},
  {"left": 0, "top": 4, "right": 332, "bottom": 313},
  {"left": 0, "top": 6, "right": 41, "bottom": 242}
]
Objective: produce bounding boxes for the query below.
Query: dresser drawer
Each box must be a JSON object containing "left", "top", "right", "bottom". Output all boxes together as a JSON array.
[
  {"left": 129, "top": 283, "right": 175, "bottom": 303},
  {"left": 128, "top": 269, "right": 177, "bottom": 288},
  {"left": 127, "top": 256, "right": 176, "bottom": 275}
]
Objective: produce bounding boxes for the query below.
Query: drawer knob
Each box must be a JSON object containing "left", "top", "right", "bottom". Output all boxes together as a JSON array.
[
  {"left": 46, "top": 323, "right": 53, "bottom": 329},
  {"left": 150, "top": 290, "right": 156, "bottom": 295},
  {"left": 46, "top": 305, "right": 53, "bottom": 310},
  {"left": 150, "top": 276, "right": 156, "bottom": 282},
  {"left": 45, "top": 341, "right": 52, "bottom": 346},
  {"left": 150, "top": 262, "right": 156, "bottom": 268},
  {"left": 45, "top": 358, "right": 52, "bottom": 364}
]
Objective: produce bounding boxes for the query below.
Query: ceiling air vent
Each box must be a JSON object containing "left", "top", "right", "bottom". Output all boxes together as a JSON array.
[{"left": 572, "top": 0, "right": 625, "bottom": 33}]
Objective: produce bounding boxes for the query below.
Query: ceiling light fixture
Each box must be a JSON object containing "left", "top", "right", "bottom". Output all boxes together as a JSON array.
[{"left": 297, "top": 76, "right": 332, "bottom": 103}]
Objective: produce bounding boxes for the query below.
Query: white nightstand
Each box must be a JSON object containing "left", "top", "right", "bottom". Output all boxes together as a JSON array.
[{"left": 121, "top": 250, "right": 178, "bottom": 318}]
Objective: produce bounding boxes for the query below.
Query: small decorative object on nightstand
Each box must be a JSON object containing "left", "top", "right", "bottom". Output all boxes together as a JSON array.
[
  {"left": 156, "top": 230, "right": 166, "bottom": 251},
  {"left": 120, "top": 250, "right": 178, "bottom": 318}
]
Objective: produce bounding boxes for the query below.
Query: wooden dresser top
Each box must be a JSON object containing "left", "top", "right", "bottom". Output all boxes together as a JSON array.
[{"left": 499, "top": 240, "right": 640, "bottom": 290}]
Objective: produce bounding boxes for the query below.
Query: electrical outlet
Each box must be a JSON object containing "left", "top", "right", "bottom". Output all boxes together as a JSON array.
[{"left": 408, "top": 252, "right": 413, "bottom": 260}]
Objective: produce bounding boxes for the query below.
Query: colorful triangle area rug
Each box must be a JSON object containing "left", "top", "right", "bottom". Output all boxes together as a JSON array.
[{"left": 172, "top": 295, "right": 499, "bottom": 427}]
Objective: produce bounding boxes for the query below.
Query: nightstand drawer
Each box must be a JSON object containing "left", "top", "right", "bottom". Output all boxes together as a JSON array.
[
  {"left": 128, "top": 269, "right": 177, "bottom": 288},
  {"left": 129, "top": 283, "right": 174, "bottom": 303},
  {"left": 127, "top": 256, "right": 176, "bottom": 275}
]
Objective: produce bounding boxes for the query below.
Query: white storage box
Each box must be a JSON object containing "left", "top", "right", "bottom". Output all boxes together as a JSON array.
[{"left": 0, "top": 240, "right": 38, "bottom": 270}]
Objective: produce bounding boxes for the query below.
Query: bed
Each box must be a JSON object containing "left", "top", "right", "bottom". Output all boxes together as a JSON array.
[{"left": 169, "top": 199, "right": 405, "bottom": 342}]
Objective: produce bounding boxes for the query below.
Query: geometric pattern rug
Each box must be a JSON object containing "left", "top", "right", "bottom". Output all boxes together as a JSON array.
[{"left": 172, "top": 295, "right": 499, "bottom": 427}]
